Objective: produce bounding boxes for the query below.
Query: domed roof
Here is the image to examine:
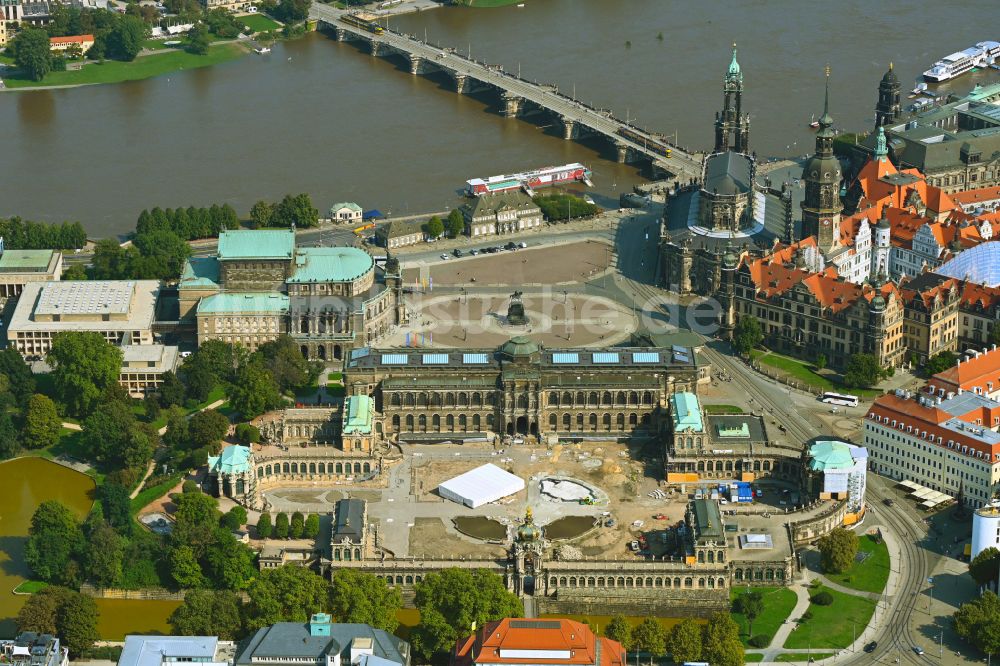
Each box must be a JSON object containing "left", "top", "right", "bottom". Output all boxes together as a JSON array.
[
  {"left": 802, "top": 153, "right": 841, "bottom": 184},
  {"left": 727, "top": 44, "right": 741, "bottom": 79},
  {"left": 723, "top": 250, "right": 739, "bottom": 269},
  {"left": 871, "top": 294, "right": 886, "bottom": 311},
  {"left": 500, "top": 336, "right": 539, "bottom": 358},
  {"left": 516, "top": 507, "right": 541, "bottom": 542},
  {"left": 880, "top": 62, "right": 898, "bottom": 84}
]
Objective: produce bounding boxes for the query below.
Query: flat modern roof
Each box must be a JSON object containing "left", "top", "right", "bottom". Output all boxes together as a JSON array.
[
  {"left": 0, "top": 249, "right": 55, "bottom": 271},
  {"left": 217, "top": 229, "right": 295, "bottom": 261},
  {"left": 120, "top": 636, "right": 219, "bottom": 666},
  {"left": 8, "top": 280, "right": 159, "bottom": 333},
  {"left": 36, "top": 280, "right": 134, "bottom": 316}
]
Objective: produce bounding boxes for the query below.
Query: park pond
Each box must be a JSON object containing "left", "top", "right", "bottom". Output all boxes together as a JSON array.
[{"left": 0, "top": 457, "right": 179, "bottom": 638}]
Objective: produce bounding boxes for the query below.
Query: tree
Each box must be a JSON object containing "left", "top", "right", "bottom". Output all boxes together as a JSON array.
[
  {"left": 843, "top": 353, "right": 888, "bottom": 389},
  {"left": 701, "top": 611, "right": 744, "bottom": 666},
  {"left": 63, "top": 263, "right": 88, "bottom": 280},
  {"left": 250, "top": 200, "right": 274, "bottom": 228},
  {"left": 48, "top": 332, "right": 124, "bottom": 418},
  {"left": 425, "top": 215, "right": 444, "bottom": 239},
  {"left": 0, "top": 412, "right": 20, "bottom": 461},
  {"left": 732, "top": 315, "right": 763, "bottom": 356},
  {"left": 925, "top": 351, "right": 957, "bottom": 376},
  {"left": 81, "top": 400, "right": 154, "bottom": 469},
  {"left": 329, "top": 569, "right": 402, "bottom": 632},
  {"left": 91, "top": 238, "right": 129, "bottom": 279},
  {"left": 23, "top": 394, "right": 62, "bottom": 450},
  {"left": 131, "top": 230, "right": 192, "bottom": 280},
  {"left": 203, "top": 529, "right": 256, "bottom": 590},
  {"left": 99, "top": 483, "right": 133, "bottom": 536},
  {"left": 814, "top": 353, "right": 827, "bottom": 371},
  {"left": 12, "top": 28, "right": 52, "bottom": 81},
  {"left": 190, "top": 340, "right": 246, "bottom": 384},
  {"left": 818, "top": 527, "right": 859, "bottom": 574},
  {"left": 271, "top": 193, "right": 318, "bottom": 228},
  {"left": 57, "top": 591, "right": 99, "bottom": 657},
  {"left": 274, "top": 512, "right": 289, "bottom": 539},
  {"left": 446, "top": 209, "right": 465, "bottom": 237},
  {"left": 954, "top": 591, "right": 1000, "bottom": 660},
  {"left": 16, "top": 585, "right": 66, "bottom": 635},
  {"left": 970, "top": 547, "right": 1000, "bottom": 589},
  {"left": 303, "top": 514, "right": 319, "bottom": 539},
  {"left": 235, "top": 423, "right": 261, "bottom": 445},
  {"left": 632, "top": 617, "right": 666, "bottom": 658},
  {"left": 169, "top": 589, "right": 244, "bottom": 640},
  {"left": 245, "top": 565, "right": 329, "bottom": 630},
  {"left": 84, "top": 521, "right": 125, "bottom": 586},
  {"left": 159, "top": 370, "right": 187, "bottom": 408},
  {"left": 107, "top": 15, "right": 149, "bottom": 61},
  {"left": 182, "top": 363, "right": 217, "bottom": 403},
  {"left": 734, "top": 590, "right": 764, "bottom": 637},
  {"left": 411, "top": 568, "right": 523, "bottom": 661},
  {"left": 256, "top": 513, "right": 273, "bottom": 539},
  {"left": 289, "top": 511, "right": 304, "bottom": 539},
  {"left": 173, "top": 491, "right": 221, "bottom": 557},
  {"left": 665, "top": 618, "right": 702, "bottom": 663},
  {"left": 257, "top": 335, "right": 317, "bottom": 392},
  {"left": 604, "top": 614, "right": 632, "bottom": 651},
  {"left": 228, "top": 361, "right": 281, "bottom": 418},
  {"left": 188, "top": 409, "right": 230, "bottom": 451},
  {"left": 170, "top": 545, "right": 206, "bottom": 589},
  {"left": 25, "top": 501, "right": 83, "bottom": 585},
  {"left": 185, "top": 22, "right": 210, "bottom": 55},
  {"left": 0, "top": 347, "right": 36, "bottom": 401},
  {"left": 220, "top": 505, "right": 248, "bottom": 530}
]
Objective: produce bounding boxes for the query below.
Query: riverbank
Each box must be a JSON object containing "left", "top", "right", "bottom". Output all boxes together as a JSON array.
[
  {"left": 0, "top": 42, "right": 248, "bottom": 91},
  {"left": 454, "top": 0, "right": 525, "bottom": 7}
]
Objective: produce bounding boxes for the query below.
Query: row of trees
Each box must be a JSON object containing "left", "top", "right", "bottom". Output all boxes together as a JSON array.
[
  {"left": 91, "top": 231, "right": 192, "bottom": 280},
  {"left": 248, "top": 194, "right": 319, "bottom": 229},
  {"left": 135, "top": 204, "right": 239, "bottom": 241},
  {"left": 255, "top": 512, "right": 320, "bottom": 539},
  {"left": 0, "top": 217, "right": 87, "bottom": 250},
  {"left": 534, "top": 193, "right": 600, "bottom": 222},
  {"left": 603, "top": 612, "right": 744, "bottom": 665},
  {"left": 422, "top": 210, "right": 466, "bottom": 239}
]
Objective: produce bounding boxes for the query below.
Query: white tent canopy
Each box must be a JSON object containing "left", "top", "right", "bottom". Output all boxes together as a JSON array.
[{"left": 438, "top": 463, "right": 525, "bottom": 508}]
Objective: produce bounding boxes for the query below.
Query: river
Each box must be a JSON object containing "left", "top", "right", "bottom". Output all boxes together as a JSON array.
[
  {"left": 0, "top": 0, "right": 997, "bottom": 237},
  {"left": 0, "top": 458, "right": 179, "bottom": 639}
]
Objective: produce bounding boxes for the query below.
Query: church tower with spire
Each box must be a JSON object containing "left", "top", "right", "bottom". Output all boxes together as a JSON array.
[
  {"left": 714, "top": 44, "right": 750, "bottom": 153},
  {"left": 875, "top": 62, "right": 901, "bottom": 128},
  {"left": 801, "top": 66, "right": 843, "bottom": 249}
]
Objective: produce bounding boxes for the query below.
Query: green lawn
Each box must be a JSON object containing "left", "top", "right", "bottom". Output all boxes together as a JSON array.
[
  {"left": 827, "top": 534, "right": 890, "bottom": 594},
  {"left": 744, "top": 655, "right": 764, "bottom": 663},
  {"left": 130, "top": 472, "right": 184, "bottom": 515},
  {"left": 13, "top": 580, "right": 49, "bottom": 594},
  {"left": 141, "top": 38, "right": 182, "bottom": 50},
  {"left": 241, "top": 13, "right": 281, "bottom": 32},
  {"left": 149, "top": 385, "right": 227, "bottom": 431},
  {"left": 775, "top": 654, "right": 835, "bottom": 663},
  {"left": 2, "top": 43, "right": 245, "bottom": 89},
  {"left": 703, "top": 404, "right": 744, "bottom": 414},
  {"left": 784, "top": 585, "right": 876, "bottom": 650},
  {"left": 731, "top": 587, "right": 798, "bottom": 646},
  {"left": 751, "top": 349, "right": 881, "bottom": 398}
]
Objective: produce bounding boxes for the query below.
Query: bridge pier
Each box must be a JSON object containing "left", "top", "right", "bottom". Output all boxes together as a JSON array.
[
  {"left": 409, "top": 55, "right": 422, "bottom": 75},
  {"left": 453, "top": 73, "right": 469, "bottom": 94},
  {"left": 369, "top": 40, "right": 381, "bottom": 56},
  {"left": 502, "top": 92, "right": 524, "bottom": 119},
  {"left": 560, "top": 116, "right": 576, "bottom": 140},
  {"left": 334, "top": 27, "right": 347, "bottom": 42},
  {"left": 615, "top": 141, "right": 629, "bottom": 164}
]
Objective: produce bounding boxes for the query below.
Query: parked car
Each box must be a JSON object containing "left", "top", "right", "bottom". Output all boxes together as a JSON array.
[
  {"left": 452, "top": 248, "right": 463, "bottom": 257},
  {"left": 439, "top": 254, "right": 450, "bottom": 260},
  {"left": 629, "top": 540, "right": 640, "bottom": 552},
  {"left": 883, "top": 498, "right": 895, "bottom": 506},
  {"left": 518, "top": 241, "right": 527, "bottom": 248},
  {"left": 470, "top": 248, "right": 480, "bottom": 255},
  {"left": 913, "top": 647, "right": 924, "bottom": 656},
  {"left": 864, "top": 642, "right": 878, "bottom": 653},
  {"left": 504, "top": 241, "right": 518, "bottom": 250}
]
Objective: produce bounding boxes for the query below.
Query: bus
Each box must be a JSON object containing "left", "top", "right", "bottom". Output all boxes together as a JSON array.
[
  {"left": 342, "top": 13, "right": 384, "bottom": 34},
  {"left": 821, "top": 392, "right": 859, "bottom": 407},
  {"left": 615, "top": 127, "right": 672, "bottom": 158}
]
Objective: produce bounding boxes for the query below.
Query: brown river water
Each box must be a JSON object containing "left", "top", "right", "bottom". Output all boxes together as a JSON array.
[{"left": 1, "top": 0, "right": 997, "bottom": 237}]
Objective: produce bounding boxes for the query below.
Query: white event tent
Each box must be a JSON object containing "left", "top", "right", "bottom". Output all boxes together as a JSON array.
[{"left": 437, "top": 463, "right": 525, "bottom": 508}]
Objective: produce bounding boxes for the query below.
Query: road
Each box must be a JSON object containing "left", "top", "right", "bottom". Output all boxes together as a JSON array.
[{"left": 309, "top": 3, "right": 702, "bottom": 180}]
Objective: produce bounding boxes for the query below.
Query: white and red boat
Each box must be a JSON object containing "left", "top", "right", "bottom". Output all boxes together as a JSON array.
[{"left": 465, "top": 163, "right": 593, "bottom": 197}]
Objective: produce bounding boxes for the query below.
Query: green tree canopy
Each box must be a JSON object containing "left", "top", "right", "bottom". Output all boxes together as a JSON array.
[
  {"left": 99, "top": 482, "right": 133, "bottom": 536},
  {"left": 605, "top": 614, "right": 632, "bottom": 650},
  {"left": 12, "top": 28, "right": 53, "bottom": 81},
  {"left": 256, "top": 513, "right": 273, "bottom": 539},
  {"left": 107, "top": 15, "right": 149, "bottom": 61},
  {"left": 169, "top": 589, "right": 244, "bottom": 640},
  {"left": 701, "top": 611, "right": 744, "bottom": 666},
  {"left": 446, "top": 209, "right": 465, "bottom": 237},
  {"left": 250, "top": 200, "right": 274, "bottom": 228},
  {"left": 185, "top": 22, "right": 210, "bottom": 55},
  {"left": 817, "top": 527, "right": 859, "bottom": 574},
  {"left": 0, "top": 347, "right": 36, "bottom": 403},
  {"left": 329, "top": 569, "right": 402, "bottom": 633},
  {"left": 23, "top": 394, "right": 61, "bottom": 450},
  {"left": 732, "top": 315, "right": 763, "bottom": 356},
  {"left": 665, "top": 618, "right": 702, "bottom": 663},
  {"left": 271, "top": 193, "right": 318, "bottom": 228},
  {"left": 48, "top": 332, "right": 124, "bottom": 418},
  {"left": 203, "top": 529, "right": 256, "bottom": 590},
  {"left": 925, "top": 351, "right": 957, "bottom": 376},
  {"left": 228, "top": 361, "right": 281, "bottom": 419},
  {"left": 303, "top": 514, "right": 320, "bottom": 539},
  {"left": 84, "top": 521, "right": 125, "bottom": 587},
  {"left": 289, "top": 512, "right": 304, "bottom": 539},
  {"left": 188, "top": 409, "right": 230, "bottom": 452},
  {"left": 245, "top": 565, "right": 329, "bottom": 630},
  {"left": 172, "top": 492, "right": 221, "bottom": 557},
  {"left": 632, "top": 617, "right": 666, "bottom": 657},
  {"left": 424, "top": 216, "right": 444, "bottom": 239},
  {"left": 970, "top": 547, "right": 1000, "bottom": 589},
  {"left": 734, "top": 590, "right": 764, "bottom": 637},
  {"left": 17, "top": 587, "right": 97, "bottom": 657},
  {"left": 81, "top": 399, "right": 155, "bottom": 469},
  {"left": 170, "top": 545, "right": 206, "bottom": 589},
  {"left": 411, "top": 568, "right": 523, "bottom": 661},
  {"left": 844, "top": 353, "right": 889, "bottom": 389},
  {"left": 274, "top": 512, "right": 289, "bottom": 539},
  {"left": 24, "top": 501, "right": 84, "bottom": 586},
  {"left": 954, "top": 590, "right": 1000, "bottom": 658},
  {"left": 256, "top": 335, "right": 317, "bottom": 392}
]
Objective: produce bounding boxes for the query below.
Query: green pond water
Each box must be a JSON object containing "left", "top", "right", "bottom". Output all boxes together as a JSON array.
[{"left": 0, "top": 458, "right": 179, "bottom": 638}]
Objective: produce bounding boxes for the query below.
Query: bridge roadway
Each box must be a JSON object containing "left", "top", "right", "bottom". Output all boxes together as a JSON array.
[{"left": 310, "top": 4, "right": 703, "bottom": 182}]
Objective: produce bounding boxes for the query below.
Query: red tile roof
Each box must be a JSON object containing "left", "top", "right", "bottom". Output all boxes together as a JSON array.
[
  {"left": 452, "top": 619, "right": 625, "bottom": 666},
  {"left": 867, "top": 393, "right": 1000, "bottom": 458},
  {"left": 928, "top": 347, "right": 1000, "bottom": 397},
  {"left": 952, "top": 185, "right": 1000, "bottom": 208},
  {"left": 49, "top": 34, "right": 94, "bottom": 44}
]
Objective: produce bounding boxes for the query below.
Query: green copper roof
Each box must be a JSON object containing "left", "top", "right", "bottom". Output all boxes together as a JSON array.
[
  {"left": 218, "top": 229, "right": 295, "bottom": 261},
  {"left": 197, "top": 292, "right": 289, "bottom": 315},
  {"left": 330, "top": 202, "right": 362, "bottom": 213},
  {"left": 501, "top": 336, "right": 539, "bottom": 358},
  {"left": 671, "top": 391, "right": 704, "bottom": 432},
  {"left": 875, "top": 126, "right": 889, "bottom": 161},
  {"left": 0, "top": 249, "right": 53, "bottom": 271},
  {"left": 808, "top": 440, "right": 855, "bottom": 471},
  {"left": 208, "top": 445, "right": 252, "bottom": 475},
  {"left": 180, "top": 257, "right": 221, "bottom": 289},
  {"left": 727, "top": 44, "right": 741, "bottom": 79},
  {"left": 288, "top": 247, "right": 374, "bottom": 283},
  {"left": 342, "top": 395, "right": 374, "bottom": 435}
]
